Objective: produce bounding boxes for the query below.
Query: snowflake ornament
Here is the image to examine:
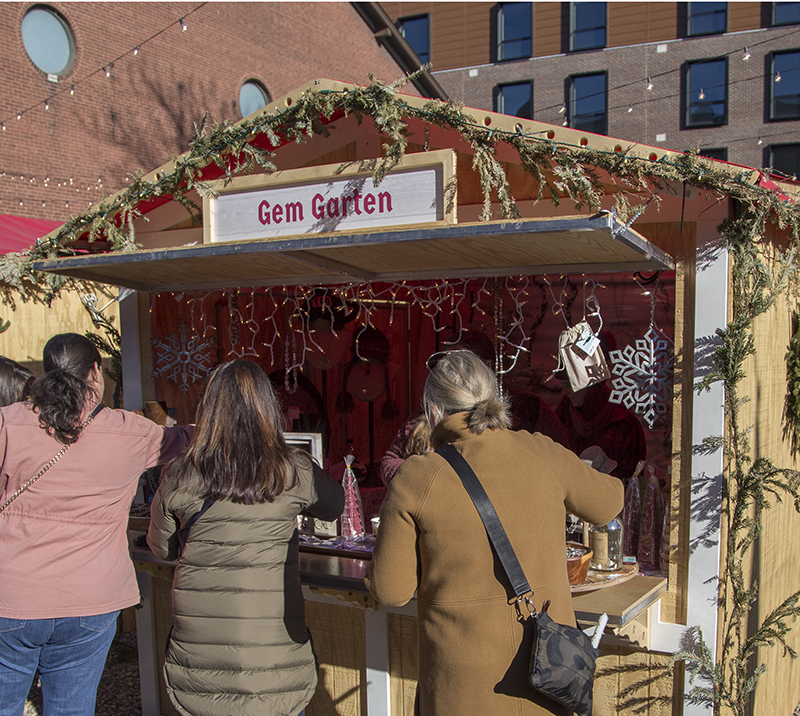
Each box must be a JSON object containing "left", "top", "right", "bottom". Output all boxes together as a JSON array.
[
  {"left": 152, "top": 320, "right": 215, "bottom": 393},
  {"left": 608, "top": 326, "right": 673, "bottom": 428}
]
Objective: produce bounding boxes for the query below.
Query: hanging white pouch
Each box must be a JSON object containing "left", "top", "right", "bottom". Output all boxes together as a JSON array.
[{"left": 556, "top": 320, "right": 610, "bottom": 391}]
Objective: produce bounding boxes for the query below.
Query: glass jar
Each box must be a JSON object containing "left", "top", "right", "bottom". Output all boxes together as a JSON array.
[{"left": 588, "top": 516, "right": 623, "bottom": 571}]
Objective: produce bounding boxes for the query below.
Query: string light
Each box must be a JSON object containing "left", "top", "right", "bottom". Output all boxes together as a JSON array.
[
  {"left": 133, "top": 45, "right": 140, "bottom": 56},
  {"left": 698, "top": 88, "right": 705, "bottom": 100},
  {"left": 104, "top": 65, "right": 111, "bottom": 78},
  {"left": 758, "top": 137, "right": 763, "bottom": 145},
  {"left": 180, "top": 18, "right": 187, "bottom": 31},
  {"left": 627, "top": 104, "right": 633, "bottom": 113},
  {"left": 743, "top": 47, "right": 751, "bottom": 61},
  {"left": 558, "top": 103, "right": 566, "bottom": 114},
  {"left": 776, "top": 72, "right": 782, "bottom": 82},
  {"left": 646, "top": 77, "right": 654, "bottom": 91},
  {"left": 69, "top": 85, "right": 74, "bottom": 95},
  {"left": 44, "top": 100, "right": 49, "bottom": 110}
]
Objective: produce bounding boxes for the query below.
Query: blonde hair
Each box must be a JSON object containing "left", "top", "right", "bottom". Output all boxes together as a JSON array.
[{"left": 423, "top": 350, "right": 510, "bottom": 434}]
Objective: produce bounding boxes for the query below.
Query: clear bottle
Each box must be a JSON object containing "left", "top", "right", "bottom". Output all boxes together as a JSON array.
[{"left": 588, "top": 515, "right": 623, "bottom": 571}]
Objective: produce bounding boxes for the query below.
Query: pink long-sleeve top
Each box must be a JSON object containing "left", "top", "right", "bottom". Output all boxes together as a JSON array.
[{"left": 0, "top": 402, "right": 192, "bottom": 619}]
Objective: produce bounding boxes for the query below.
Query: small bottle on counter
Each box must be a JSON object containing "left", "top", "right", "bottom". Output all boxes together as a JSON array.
[{"left": 588, "top": 515, "right": 623, "bottom": 571}]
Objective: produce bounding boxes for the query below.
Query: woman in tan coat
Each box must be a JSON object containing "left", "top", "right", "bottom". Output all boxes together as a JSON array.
[
  {"left": 148, "top": 360, "right": 344, "bottom": 716},
  {"left": 365, "top": 350, "right": 624, "bottom": 716}
]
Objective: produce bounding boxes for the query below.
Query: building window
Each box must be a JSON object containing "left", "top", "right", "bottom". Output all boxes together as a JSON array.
[
  {"left": 397, "top": 14, "right": 429, "bottom": 64},
  {"left": 686, "top": 58, "right": 727, "bottom": 127},
  {"left": 21, "top": 5, "right": 74, "bottom": 75},
  {"left": 698, "top": 147, "right": 728, "bottom": 161},
  {"left": 770, "top": 50, "right": 800, "bottom": 119},
  {"left": 687, "top": 2, "right": 727, "bottom": 36},
  {"left": 569, "top": 72, "right": 607, "bottom": 134},
  {"left": 238, "top": 80, "right": 270, "bottom": 118},
  {"left": 570, "top": 2, "right": 606, "bottom": 52},
  {"left": 496, "top": 81, "right": 533, "bottom": 119},
  {"left": 498, "top": 2, "right": 532, "bottom": 61},
  {"left": 768, "top": 143, "right": 800, "bottom": 178},
  {"left": 773, "top": 2, "right": 800, "bottom": 26}
]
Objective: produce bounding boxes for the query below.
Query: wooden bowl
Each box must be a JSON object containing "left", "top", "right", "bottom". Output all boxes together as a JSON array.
[{"left": 567, "top": 541, "right": 593, "bottom": 585}]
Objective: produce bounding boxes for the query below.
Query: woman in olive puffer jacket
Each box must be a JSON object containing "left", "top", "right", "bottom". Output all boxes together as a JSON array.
[{"left": 148, "top": 360, "right": 344, "bottom": 716}]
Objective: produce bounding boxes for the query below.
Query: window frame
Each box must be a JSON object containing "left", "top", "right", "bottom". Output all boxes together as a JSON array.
[
  {"left": 495, "top": 80, "right": 534, "bottom": 120},
  {"left": 687, "top": 1, "right": 728, "bottom": 37},
  {"left": 569, "top": 2, "right": 607, "bottom": 52},
  {"left": 568, "top": 71, "right": 608, "bottom": 135},
  {"left": 238, "top": 80, "right": 271, "bottom": 119},
  {"left": 21, "top": 5, "right": 75, "bottom": 76},
  {"left": 767, "top": 142, "right": 800, "bottom": 179},
  {"left": 685, "top": 57, "right": 729, "bottom": 128},
  {"left": 697, "top": 147, "right": 728, "bottom": 161},
  {"left": 769, "top": 49, "right": 800, "bottom": 120},
  {"left": 497, "top": 2, "right": 533, "bottom": 62},
  {"left": 396, "top": 13, "right": 430, "bottom": 65},
  {"left": 772, "top": 2, "right": 800, "bottom": 26}
]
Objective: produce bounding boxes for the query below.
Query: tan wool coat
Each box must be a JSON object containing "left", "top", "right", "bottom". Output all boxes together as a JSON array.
[
  {"left": 147, "top": 453, "right": 344, "bottom": 716},
  {"left": 365, "top": 413, "right": 624, "bottom": 716}
]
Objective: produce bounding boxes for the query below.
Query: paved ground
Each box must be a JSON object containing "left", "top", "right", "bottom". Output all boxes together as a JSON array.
[{"left": 24, "top": 630, "right": 141, "bottom": 716}]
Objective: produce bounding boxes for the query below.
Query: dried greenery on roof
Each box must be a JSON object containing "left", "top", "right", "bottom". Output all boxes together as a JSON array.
[{"left": 2, "top": 73, "right": 800, "bottom": 712}]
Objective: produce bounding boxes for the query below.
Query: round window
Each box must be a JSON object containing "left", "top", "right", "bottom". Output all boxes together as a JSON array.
[
  {"left": 21, "top": 6, "right": 74, "bottom": 75},
  {"left": 238, "top": 80, "right": 270, "bottom": 118}
]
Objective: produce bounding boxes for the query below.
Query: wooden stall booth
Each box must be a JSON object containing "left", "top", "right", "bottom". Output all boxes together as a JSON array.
[{"left": 32, "top": 79, "right": 800, "bottom": 716}]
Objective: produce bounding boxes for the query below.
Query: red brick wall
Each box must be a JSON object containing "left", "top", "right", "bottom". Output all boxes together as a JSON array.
[{"left": 0, "top": 2, "right": 416, "bottom": 223}]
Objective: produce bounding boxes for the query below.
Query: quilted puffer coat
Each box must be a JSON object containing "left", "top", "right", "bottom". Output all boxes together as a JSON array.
[{"left": 147, "top": 453, "right": 344, "bottom": 716}]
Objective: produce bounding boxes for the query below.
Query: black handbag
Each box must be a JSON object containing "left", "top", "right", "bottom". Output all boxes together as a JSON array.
[{"left": 436, "top": 443, "right": 598, "bottom": 716}]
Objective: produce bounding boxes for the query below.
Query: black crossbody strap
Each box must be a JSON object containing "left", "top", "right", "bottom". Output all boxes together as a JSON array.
[
  {"left": 436, "top": 443, "right": 531, "bottom": 599},
  {"left": 177, "top": 497, "right": 216, "bottom": 551}
]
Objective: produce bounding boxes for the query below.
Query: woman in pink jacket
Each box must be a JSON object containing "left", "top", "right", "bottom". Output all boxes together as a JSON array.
[{"left": 0, "top": 333, "right": 192, "bottom": 716}]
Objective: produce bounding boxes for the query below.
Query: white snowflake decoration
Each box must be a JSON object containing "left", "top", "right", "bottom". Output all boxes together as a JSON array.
[
  {"left": 152, "top": 320, "right": 215, "bottom": 393},
  {"left": 608, "top": 326, "right": 673, "bottom": 428}
]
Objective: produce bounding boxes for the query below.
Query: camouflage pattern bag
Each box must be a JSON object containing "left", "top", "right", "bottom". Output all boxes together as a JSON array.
[{"left": 528, "top": 610, "right": 598, "bottom": 716}]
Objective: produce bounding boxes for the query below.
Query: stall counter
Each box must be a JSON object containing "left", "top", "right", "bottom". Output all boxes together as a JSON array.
[{"left": 129, "top": 532, "right": 666, "bottom": 716}]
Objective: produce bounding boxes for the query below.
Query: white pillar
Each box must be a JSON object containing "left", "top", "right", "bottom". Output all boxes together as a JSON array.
[{"left": 119, "top": 287, "right": 143, "bottom": 411}]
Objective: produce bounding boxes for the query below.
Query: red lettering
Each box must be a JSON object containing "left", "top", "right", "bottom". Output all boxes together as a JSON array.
[
  {"left": 312, "top": 194, "right": 325, "bottom": 220},
  {"left": 327, "top": 198, "right": 340, "bottom": 217},
  {"left": 285, "top": 202, "right": 303, "bottom": 223},
  {"left": 378, "top": 191, "right": 392, "bottom": 213},
  {"left": 341, "top": 196, "right": 351, "bottom": 216},
  {"left": 364, "top": 193, "right": 375, "bottom": 214},
  {"left": 258, "top": 200, "right": 270, "bottom": 225},
  {"left": 272, "top": 203, "right": 283, "bottom": 224},
  {"left": 353, "top": 190, "right": 362, "bottom": 214}
]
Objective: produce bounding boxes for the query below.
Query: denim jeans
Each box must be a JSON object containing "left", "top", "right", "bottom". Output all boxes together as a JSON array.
[{"left": 0, "top": 611, "right": 119, "bottom": 716}]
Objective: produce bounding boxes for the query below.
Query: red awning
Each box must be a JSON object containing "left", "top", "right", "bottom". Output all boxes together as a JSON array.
[{"left": 0, "top": 214, "right": 62, "bottom": 254}]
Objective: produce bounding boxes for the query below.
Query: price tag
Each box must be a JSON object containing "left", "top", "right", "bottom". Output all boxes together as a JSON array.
[{"left": 575, "top": 327, "right": 600, "bottom": 357}]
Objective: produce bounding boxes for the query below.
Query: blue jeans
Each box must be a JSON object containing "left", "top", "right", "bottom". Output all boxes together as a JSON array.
[{"left": 0, "top": 611, "right": 119, "bottom": 716}]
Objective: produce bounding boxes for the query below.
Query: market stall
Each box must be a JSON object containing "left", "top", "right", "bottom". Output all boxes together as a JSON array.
[{"left": 29, "top": 79, "right": 800, "bottom": 715}]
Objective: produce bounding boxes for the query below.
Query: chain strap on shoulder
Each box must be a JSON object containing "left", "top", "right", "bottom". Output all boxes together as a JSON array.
[{"left": 0, "top": 403, "right": 104, "bottom": 515}]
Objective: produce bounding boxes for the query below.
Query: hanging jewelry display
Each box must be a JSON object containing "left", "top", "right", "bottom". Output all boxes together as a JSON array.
[
  {"left": 152, "top": 319, "right": 214, "bottom": 393},
  {"left": 608, "top": 273, "right": 674, "bottom": 428}
]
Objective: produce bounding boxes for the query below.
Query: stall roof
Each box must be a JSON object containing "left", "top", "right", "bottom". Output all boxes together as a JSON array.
[{"left": 32, "top": 213, "right": 673, "bottom": 292}]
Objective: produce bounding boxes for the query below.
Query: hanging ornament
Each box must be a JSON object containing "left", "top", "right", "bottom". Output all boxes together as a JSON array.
[
  {"left": 152, "top": 320, "right": 214, "bottom": 393},
  {"left": 608, "top": 274, "right": 673, "bottom": 428},
  {"left": 339, "top": 454, "right": 366, "bottom": 538}
]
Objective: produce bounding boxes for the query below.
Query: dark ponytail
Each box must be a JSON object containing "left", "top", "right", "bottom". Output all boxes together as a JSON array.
[{"left": 28, "top": 333, "right": 102, "bottom": 444}]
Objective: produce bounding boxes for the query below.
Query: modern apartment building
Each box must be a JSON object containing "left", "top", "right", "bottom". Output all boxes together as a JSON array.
[{"left": 381, "top": 1, "right": 800, "bottom": 178}]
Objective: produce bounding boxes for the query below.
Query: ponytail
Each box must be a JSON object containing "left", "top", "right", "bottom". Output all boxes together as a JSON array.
[{"left": 29, "top": 334, "right": 102, "bottom": 444}]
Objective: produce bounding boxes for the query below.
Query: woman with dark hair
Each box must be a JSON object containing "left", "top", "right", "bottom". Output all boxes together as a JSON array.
[
  {"left": 0, "top": 333, "right": 192, "bottom": 716},
  {"left": 366, "top": 350, "right": 623, "bottom": 716},
  {"left": 0, "top": 356, "right": 34, "bottom": 406},
  {"left": 147, "top": 360, "right": 344, "bottom": 716}
]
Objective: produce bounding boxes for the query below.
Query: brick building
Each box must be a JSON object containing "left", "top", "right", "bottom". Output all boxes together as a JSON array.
[
  {"left": 0, "top": 1, "right": 440, "bottom": 228},
  {"left": 381, "top": 1, "right": 800, "bottom": 177}
]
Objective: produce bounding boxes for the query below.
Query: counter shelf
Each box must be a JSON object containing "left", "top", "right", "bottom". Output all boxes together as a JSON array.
[{"left": 129, "top": 528, "right": 667, "bottom": 716}]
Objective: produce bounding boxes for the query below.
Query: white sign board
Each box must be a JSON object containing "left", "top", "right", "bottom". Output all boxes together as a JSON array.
[{"left": 209, "top": 167, "right": 443, "bottom": 243}]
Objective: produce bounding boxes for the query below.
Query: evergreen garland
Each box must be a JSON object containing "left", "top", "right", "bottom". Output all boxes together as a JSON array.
[
  {"left": 783, "top": 310, "right": 800, "bottom": 458},
  {"left": 1, "top": 73, "right": 800, "bottom": 713}
]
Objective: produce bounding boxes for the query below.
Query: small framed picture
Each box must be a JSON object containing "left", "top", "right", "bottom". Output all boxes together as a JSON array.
[{"left": 285, "top": 432, "right": 323, "bottom": 467}]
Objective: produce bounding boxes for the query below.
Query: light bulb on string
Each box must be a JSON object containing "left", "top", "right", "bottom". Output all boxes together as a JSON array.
[
  {"left": 776, "top": 72, "right": 782, "bottom": 83},
  {"left": 69, "top": 85, "right": 74, "bottom": 95},
  {"left": 758, "top": 137, "right": 763, "bottom": 145},
  {"left": 133, "top": 45, "right": 140, "bottom": 56},
  {"left": 743, "top": 47, "right": 751, "bottom": 61},
  {"left": 646, "top": 77, "right": 654, "bottom": 91},
  {"left": 627, "top": 104, "right": 633, "bottom": 113},
  {"left": 16, "top": 113, "right": 21, "bottom": 120},
  {"left": 1, "top": 123, "right": 5, "bottom": 131},
  {"left": 44, "top": 100, "right": 49, "bottom": 110},
  {"left": 698, "top": 88, "right": 705, "bottom": 100},
  {"left": 558, "top": 103, "right": 566, "bottom": 114},
  {"left": 180, "top": 18, "right": 187, "bottom": 31}
]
